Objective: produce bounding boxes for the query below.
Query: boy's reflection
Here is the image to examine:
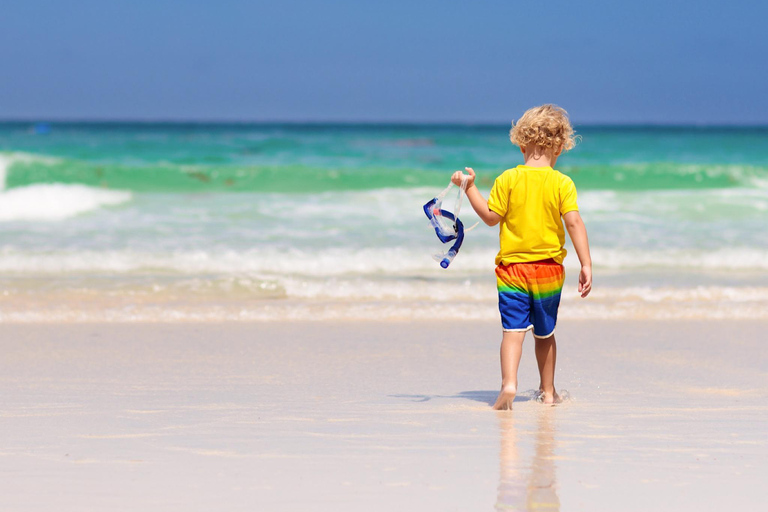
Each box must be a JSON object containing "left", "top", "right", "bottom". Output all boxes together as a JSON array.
[{"left": 496, "top": 410, "right": 560, "bottom": 511}]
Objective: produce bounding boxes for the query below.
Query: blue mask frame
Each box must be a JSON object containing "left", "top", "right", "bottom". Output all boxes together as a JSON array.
[{"left": 423, "top": 196, "right": 465, "bottom": 269}]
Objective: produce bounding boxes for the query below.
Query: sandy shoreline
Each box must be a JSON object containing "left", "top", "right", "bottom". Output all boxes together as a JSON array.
[{"left": 1, "top": 320, "right": 766, "bottom": 511}]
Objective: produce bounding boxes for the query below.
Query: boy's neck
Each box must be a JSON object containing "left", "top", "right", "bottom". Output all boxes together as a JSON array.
[{"left": 521, "top": 144, "right": 559, "bottom": 168}]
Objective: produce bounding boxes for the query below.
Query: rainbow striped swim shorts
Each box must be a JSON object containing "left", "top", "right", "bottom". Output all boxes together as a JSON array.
[{"left": 496, "top": 259, "right": 565, "bottom": 338}]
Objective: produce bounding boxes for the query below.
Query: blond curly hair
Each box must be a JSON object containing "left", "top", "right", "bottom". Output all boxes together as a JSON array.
[{"left": 509, "top": 104, "right": 578, "bottom": 152}]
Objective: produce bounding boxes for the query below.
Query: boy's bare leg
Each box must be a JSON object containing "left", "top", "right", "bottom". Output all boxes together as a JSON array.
[
  {"left": 535, "top": 334, "right": 561, "bottom": 404},
  {"left": 492, "top": 330, "right": 526, "bottom": 410}
]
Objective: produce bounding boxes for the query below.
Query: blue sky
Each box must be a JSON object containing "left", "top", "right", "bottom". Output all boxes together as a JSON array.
[{"left": 2, "top": 0, "right": 766, "bottom": 124}]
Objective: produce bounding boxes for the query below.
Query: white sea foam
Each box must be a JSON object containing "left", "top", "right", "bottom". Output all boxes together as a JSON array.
[
  {"left": 0, "top": 183, "right": 132, "bottom": 221},
  {"left": 0, "top": 246, "right": 492, "bottom": 275},
  {"left": 0, "top": 151, "right": 131, "bottom": 221},
  {"left": 591, "top": 247, "right": 768, "bottom": 271},
  {"left": 1, "top": 245, "right": 768, "bottom": 275}
]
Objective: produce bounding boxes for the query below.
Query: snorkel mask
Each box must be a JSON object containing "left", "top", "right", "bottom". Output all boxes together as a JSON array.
[{"left": 423, "top": 175, "right": 476, "bottom": 268}]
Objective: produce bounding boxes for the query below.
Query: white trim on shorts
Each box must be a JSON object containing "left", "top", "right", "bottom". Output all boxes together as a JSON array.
[
  {"left": 503, "top": 324, "right": 533, "bottom": 333},
  {"left": 532, "top": 327, "right": 556, "bottom": 339}
]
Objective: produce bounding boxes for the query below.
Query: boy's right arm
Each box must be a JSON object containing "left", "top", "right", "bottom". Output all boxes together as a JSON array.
[
  {"left": 451, "top": 167, "right": 501, "bottom": 226},
  {"left": 563, "top": 210, "right": 592, "bottom": 298}
]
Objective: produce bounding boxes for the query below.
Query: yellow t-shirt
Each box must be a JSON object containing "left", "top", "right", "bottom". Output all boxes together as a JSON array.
[{"left": 487, "top": 165, "right": 579, "bottom": 265}]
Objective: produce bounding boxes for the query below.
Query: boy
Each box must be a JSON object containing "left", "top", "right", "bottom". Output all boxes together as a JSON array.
[{"left": 451, "top": 104, "right": 592, "bottom": 410}]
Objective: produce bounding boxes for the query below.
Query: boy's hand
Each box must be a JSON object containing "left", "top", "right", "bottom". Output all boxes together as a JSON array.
[
  {"left": 451, "top": 167, "right": 476, "bottom": 188},
  {"left": 578, "top": 265, "right": 592, "bottom": 298}
]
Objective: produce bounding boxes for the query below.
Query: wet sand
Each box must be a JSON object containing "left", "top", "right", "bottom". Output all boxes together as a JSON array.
[{"left": 1, "top": 320, "right": 766, "bottom": 511}]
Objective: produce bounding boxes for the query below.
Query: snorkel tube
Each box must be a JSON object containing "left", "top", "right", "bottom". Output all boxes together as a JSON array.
[{"left": 437, "top": 210, "right": 464, "bottom": 268}]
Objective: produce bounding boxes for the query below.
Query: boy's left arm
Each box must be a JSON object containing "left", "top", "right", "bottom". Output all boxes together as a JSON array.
[{"left": 563, "top": 210, "right": 592, "bottom": 298}]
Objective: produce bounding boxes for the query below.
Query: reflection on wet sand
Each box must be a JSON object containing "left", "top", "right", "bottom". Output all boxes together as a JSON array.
[{"left": 496, "top": 410, "right": 560, "bottom": 511}]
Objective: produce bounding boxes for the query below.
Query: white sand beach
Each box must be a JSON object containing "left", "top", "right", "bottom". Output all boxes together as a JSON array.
[{"left": 1, "top": 319, "right": 766, "bottom": 511}]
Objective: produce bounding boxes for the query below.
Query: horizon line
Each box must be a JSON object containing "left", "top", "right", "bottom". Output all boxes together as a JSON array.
[{"left": 1, "top": 117, "right": 767, "bottom": 129}]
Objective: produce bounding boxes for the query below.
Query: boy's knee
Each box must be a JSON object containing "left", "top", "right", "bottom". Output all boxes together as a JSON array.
[{"left": 534, "top": 334, "right": 556, "bottom": 345}]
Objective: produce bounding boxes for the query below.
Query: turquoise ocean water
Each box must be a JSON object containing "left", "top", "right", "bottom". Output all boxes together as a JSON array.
[{"left": 1, "top": 122, "right": 767, "bottom": 321}]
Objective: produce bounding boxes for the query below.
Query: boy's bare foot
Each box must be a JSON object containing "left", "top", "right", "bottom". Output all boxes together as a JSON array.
[
  {"left": 492, "top": 384, "right": 517, "bottom": 410},
  {"left": 536, "top": 389, "right": 562, "bottom": 405}
]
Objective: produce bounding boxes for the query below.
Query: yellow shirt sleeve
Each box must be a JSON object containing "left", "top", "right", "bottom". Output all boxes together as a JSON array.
[
  {"left": 488, "top": 171, "right": 509, "bottom": 217},
  {"left": 559, "top": 175, "right": 579, "bottom": 216}
]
